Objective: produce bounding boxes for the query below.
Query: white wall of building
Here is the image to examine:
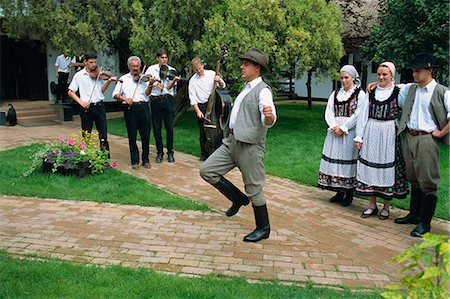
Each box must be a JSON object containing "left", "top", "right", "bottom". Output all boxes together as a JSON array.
[{"left": 46, "top": 45, "right": 120, "bottom": 102}]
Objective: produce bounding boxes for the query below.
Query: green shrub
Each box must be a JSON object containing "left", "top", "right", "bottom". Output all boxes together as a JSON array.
[{"left": 382, "top": 233, "right": 449, "bottom": 299}]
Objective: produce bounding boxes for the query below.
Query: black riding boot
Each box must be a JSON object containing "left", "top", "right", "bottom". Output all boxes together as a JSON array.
[
  {"left": 411, "top": 193, "right": 437, "bottom": 237},
  {"left": 395, "top": 187, "right": 422, "bottom": 224},
  {"left": 212, "top": 177, "right": 250, "bottom": 217},
  {"left": 243, "top": 204, "right": 270, "bottom": 242},
  {"left": 329, "top": 191, "right": 345, "bottom": 203},
  {"left": 340, "top": 189, "right": 353, "bottom": 207}
]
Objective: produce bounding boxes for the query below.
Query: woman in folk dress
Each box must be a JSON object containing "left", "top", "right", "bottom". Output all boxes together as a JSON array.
[
  {"left": 355, "top": 62, "right": 408, "bottom": 220},
  {"left": 318, "top": 65, "right": 366, "bottom": 207}
]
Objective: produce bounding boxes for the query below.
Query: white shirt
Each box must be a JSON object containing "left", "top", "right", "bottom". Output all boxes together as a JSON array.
[
  {"left": 55, "top": 54, "right": 72, "bottom": 73},
  {"left": 188, "top": 70, "right": 226, "bottom": 106},
  {"left": 144, "top": 63, "right": 177, "bottom": 96},
  {"left": 324, "top": 87, "right": 366, "bottom": 134},
  {"left": 229, "top": 77, "right": 276, "bottom": 129},
  {"left": 112, "top": 73, "right": 149, "bottom": 103},
  {"left": 398, "top": 79, "right": 450, "bottom": 132},
  {"left": 68, "top": 68, "right": 106, "bottom": 103},
  {"left": 355, "top": 85, "right": 394, "bottom": 142}
]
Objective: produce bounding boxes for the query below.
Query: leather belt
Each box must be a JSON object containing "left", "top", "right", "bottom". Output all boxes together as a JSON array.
[
  {"left": 132, "top": 101, "right": 147, "bottom": 105},
  {"left": 90, "top": 101, "right": 103, "bottom": 106},
  {"left": 151, "top": 95, "right": 172, "bottom": 100},
  {"left": 407, "top": 128, "right": 431, "bottom": 136}
]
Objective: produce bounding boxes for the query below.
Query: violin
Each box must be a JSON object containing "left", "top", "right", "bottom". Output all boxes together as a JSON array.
[{"left": 88, "top": 66, "right": 119, "bottom": 81}]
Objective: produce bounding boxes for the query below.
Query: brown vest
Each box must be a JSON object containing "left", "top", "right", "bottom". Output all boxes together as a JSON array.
[{"left": 398, "top": 83, "right": 449, "bottom": 145}]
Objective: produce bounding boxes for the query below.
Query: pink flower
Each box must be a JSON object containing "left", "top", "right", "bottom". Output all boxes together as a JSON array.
[
  {"left": 104, "top": 162, "right": 109, "bottom": 167},
  {"left": 111, "top": 162, "right": 118, "bottom": 168},
  {"left": 67, "top": 139, "right": 75, "bottom": 146},
  {"left": 78, "top": 140, "right": 86, "bottom": 149},
  {"left": 58, "top": 135, "right": 65, "bottom": 142}
]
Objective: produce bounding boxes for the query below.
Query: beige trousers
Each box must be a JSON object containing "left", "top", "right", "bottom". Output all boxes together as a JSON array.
[{"left": 199, "top": 135, "right": 266, "bottom": 206}]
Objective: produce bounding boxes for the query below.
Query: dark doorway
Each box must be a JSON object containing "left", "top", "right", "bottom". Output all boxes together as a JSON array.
[{"left": 0, "top": 36, "right": 48, "bottom": 101}]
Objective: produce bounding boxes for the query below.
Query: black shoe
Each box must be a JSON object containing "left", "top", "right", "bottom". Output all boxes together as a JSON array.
[
  {"left": 243, "top": 205, "right": 270, "bottom": 242},
  {"left": 340, "top": 190, "right": 353, "bottom": 207},
  {"left": 243, "top": 226, "right": 270, "bottom": 242},
  {"left": 167, "top": 153, "right": 175, "bottom": 163},
  {"left": 211, "top": 177, "right": 249, "bottom": 217},
  {"left": 378, "top": 208, "right": 390, "bottom": 220},
  {"left": 155, "top": 153, "right": 163, "bottom": 163},
  {"left": 410, "top": 222, "right": 430, "bottom": 237},
  {"left": 361, "top": 206, "right": 378, "bottom": 218},
  {"left": 394, "top": 213, "right": 420, "bottom": 224},
  {"left": 329, "top": 191, "right": 344, "bottom": 203}
]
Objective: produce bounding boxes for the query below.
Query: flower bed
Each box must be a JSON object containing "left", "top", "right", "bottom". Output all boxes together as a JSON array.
[{"left": 24, "top": 131, "right": 117, "bottom": 177}]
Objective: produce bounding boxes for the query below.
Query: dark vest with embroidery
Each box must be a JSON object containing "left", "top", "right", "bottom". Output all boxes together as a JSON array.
[
  {"left": 368, "top": 86, "right": 400, "bottom": 121},
  {"left": 334, "top": 88, "right": 361, "bottom": 117}
]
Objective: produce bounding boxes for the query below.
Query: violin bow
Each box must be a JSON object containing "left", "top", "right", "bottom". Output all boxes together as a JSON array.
[
  {"left": 88, "top": 66, "right": 102, "bottom": 105},
  {"left": 129, "top": 65, "right": 147, "bottom": 108}
]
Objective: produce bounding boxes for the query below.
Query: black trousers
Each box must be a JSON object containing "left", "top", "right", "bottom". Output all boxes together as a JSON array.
[
  {"left": 124, "top": 103, "right": 151, "bottom": 165},
  {"left": 197, "top": 102, "right": 208, "bottom": 157},
  {"left": 150, "top": 96, "right": 174, "bottom": 155},
  {"left": 80, "top": 103, "right": 109, "bottom": 154},
  {"left": 57, "top": 72, "right": 69, "bottom": 102}
]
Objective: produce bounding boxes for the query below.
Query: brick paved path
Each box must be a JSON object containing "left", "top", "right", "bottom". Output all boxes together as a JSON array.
[{"left": 0, "top": 120, "right": 448, "bottom": 289}]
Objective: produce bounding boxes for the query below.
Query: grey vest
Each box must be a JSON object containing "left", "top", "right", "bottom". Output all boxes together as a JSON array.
[
  {"left": 225, "top": 81, "right": 271, "bottom": 145},
  {"left": 398, "top": 83, "right": 449, "bottom": 145}
]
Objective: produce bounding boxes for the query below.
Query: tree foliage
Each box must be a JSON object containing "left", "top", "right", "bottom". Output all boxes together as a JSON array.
[
  {"left": 193, "top": 0, "right": 344, "bottom": 91},
  {"left": 362, "top": 0, "right": 449, "bottom": 84},
  {"left": 0, "top": 0, "right": 134, "bottom": 56}
]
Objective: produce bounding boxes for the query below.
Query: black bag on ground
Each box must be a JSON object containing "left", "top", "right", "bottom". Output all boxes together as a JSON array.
[{"left": 6, "top": 104, "right": 17, "bottom": 126}]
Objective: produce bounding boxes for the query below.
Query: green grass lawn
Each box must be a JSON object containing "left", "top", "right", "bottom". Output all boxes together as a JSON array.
[
  {"left": 0, "top": 144, "right": 208, "bottom": 212},
  {"left": 109, "top": 103, "right": 449, "bottom": 219},
  {"left": 0, "top": 252, "right": 382, "bottom": 299}
]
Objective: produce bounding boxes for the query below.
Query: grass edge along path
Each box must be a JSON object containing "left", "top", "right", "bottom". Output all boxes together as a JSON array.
[
  {"left": 0, "top": 251, "right": 383, "bottom": 299},
  {"left": 0, "top": 144, "right": 209, "bottom": 212}
]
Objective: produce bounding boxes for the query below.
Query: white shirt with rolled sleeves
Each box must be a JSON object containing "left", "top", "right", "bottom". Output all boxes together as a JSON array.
[
  {"left": 398, "top": 79, "right": 450, "bottom": 132},
  {"left": 188, "top": 70, "right": 226, "bottom": 106},
  {"left": 229, "top": 77, "right": 277, "bottom": 129},
  {"left": 144, "top": 63, "right": 177, "bottom": 96},
  {"left": 68, "top": 69, "right": 105, "bottom": 104},
  {"left": 112, "top": 73, "right": 149, "bottom": 103},
  {"left": 325, "top": 87, "right": 366, "bottom": 135},
  {"left": 55, "top": 54, "right": 72, "bottom": 73}
]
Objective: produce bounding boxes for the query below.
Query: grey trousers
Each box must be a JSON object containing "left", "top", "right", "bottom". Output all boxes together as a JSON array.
[
  {"left": 400, "top": 133, "right": 440, "bottom": 194},
  {"left": 199, "top": 135, "right": 266, "bottom": 206}
]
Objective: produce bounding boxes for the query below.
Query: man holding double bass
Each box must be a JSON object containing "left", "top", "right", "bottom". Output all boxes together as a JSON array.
[
  {"left": 188, "top": 57, "right": 226, "bottom": 161},
  {"left": 200, "top": 48, "right": 277, "bottom": 243}
]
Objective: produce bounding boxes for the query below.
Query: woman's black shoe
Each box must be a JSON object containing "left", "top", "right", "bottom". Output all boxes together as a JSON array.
[
  {"left": 361, "top": 206, "right": 378, "bottom": 218},
  {"left": 329, "top": 191, "right": 344, "bottom": 203}
]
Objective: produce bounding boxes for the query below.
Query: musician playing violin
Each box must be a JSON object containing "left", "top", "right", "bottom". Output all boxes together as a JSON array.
[
  {"left": 144, "top": 49, "right": 181, "bottom": 163},
  {"left": 68, "top": 52, "right": 117, "bottom": 154},
  {"left": 189, "top": 57, "right": 226, "bottom": 161},
  {"left": 112, "top": 56, "right": 154, "bottom": 170},
  {"left": 200, "top": 48, "right": 276, "bottom": 243}
]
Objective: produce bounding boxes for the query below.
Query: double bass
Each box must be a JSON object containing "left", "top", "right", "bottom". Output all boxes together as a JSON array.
[{"left": 203, "top": 45, "right": 232, "bottom": 155}]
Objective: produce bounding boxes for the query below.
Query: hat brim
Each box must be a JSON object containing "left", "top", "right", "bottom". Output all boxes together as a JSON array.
[
  {"left": 239, "top": 57, "right": 268, "bottom": 70},
  {"left": 411, "top": 63, "right": 439, "bottom": 69}
]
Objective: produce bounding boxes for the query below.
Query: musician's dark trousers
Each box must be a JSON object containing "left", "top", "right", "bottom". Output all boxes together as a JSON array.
[
  {"left": 80, "top": 102, "right": 110, "bottom": 155},
  {"left": 124, "top": 103, "right": 151, "bottom": 165},
  {"left": 57, "top": 72, "right": 69, "bottom": 103},
  {"left": 151, "top": 96, "right": 174, "bottom": 155},
  {"left": 197, "top": 102, "right": 208, "bottom": 158}
]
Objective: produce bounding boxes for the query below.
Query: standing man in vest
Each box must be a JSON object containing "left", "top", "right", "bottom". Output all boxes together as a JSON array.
[
  {"left": 188, "top": 57, "right": 226, "bottom": 161},
  {"left": 395, "top": 53, "right": 449, "bottom": 237},
  {"left": 113, "top": 56, "right": 154, "bottom": 169},
  {"left": 145, "top": 49, "right": 180, "bottom": 163},
  {"left": 55, "top": 51, "right": 72, "bottom": 104},
  {"left": 68, "top": 52, "right": 117, "bottom": 154},
  {"left": 200, "top": 48, "right": 277, "bottom": 242}
]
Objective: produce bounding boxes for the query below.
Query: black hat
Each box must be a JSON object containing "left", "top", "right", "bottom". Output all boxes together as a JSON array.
[
  {"left": 240, "top": 48, "right": 268, "bottom": 69},
  {"left": 411, "top": 53, "right": 439, "bottom": 69}
]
